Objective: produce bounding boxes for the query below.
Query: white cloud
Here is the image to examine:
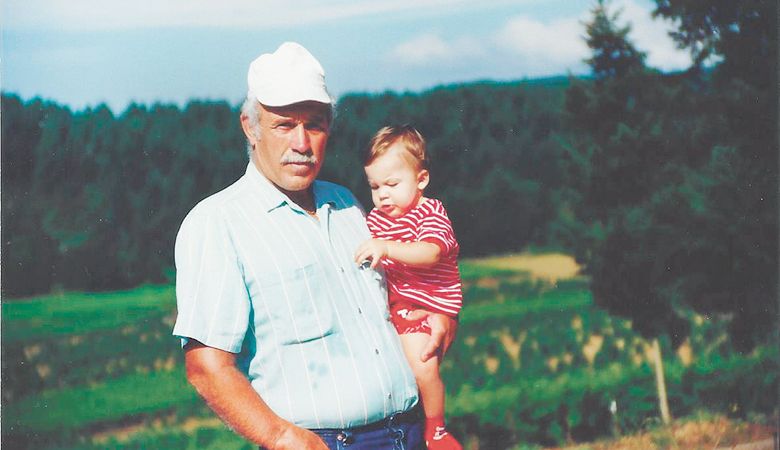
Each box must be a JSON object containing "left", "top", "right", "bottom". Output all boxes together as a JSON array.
[
  {"left": 386, "top": 0, "right": 691, "bottom": 76},
  {"left": 391, "top": 35, "right": 454, "bottom": 65},
  {"left": 389, "top": 34, "right": 484, "bottom": 66},
  {"left": 2, "top": 0, "right": 525, "bottom": 31},
  {"left": 388, "top": 13, "right": 589, "bottom": 75},
  {"left": 613, "top": 0, "right": 691, "bottom": 70},
  {"left": 494, "top": 15, "right": 589, "bottom": 71}
]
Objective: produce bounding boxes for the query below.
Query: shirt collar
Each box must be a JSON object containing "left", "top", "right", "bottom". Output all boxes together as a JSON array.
[{"left": 243, "top": 162, "right": 336, "bottom": 214}]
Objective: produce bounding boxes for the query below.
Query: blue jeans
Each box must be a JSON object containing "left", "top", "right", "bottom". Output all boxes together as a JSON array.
[
  {"left": 312, "top": 412, "right": 424, "bottom": 450},
  {"left": 259, "top": 408, "right": 424, "bottom": 450}
]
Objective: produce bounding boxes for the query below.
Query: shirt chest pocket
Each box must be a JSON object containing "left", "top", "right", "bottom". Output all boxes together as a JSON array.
[{"left": 248, "top": 262, "right": 336, "bottom": 345}]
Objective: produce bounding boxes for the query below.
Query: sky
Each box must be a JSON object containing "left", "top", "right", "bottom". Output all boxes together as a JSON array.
[{"left": 1, "top": 0, "right": 692, "bottom": 113}]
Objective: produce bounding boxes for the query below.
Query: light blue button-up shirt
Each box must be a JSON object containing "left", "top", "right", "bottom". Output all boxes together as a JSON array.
[{"left": 173, "top": 163, "right": 418, "bottom": 429}]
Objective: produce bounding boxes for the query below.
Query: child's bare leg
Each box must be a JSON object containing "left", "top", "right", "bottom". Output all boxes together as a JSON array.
[
  {"left": 400, "top": 332, "right": 445, "bottom": 417},
  {"left": 400, "top": 333, "right": 462, "bottom": 450}
]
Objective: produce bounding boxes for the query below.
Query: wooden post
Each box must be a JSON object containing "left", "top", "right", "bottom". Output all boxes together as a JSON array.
[{"left": 651, "top": 337, "right": 672, "bottom": 425}]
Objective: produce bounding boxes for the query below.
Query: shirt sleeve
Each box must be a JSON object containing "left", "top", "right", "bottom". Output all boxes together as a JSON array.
[
  {"left": 417, "top": 201, "right": 459, "bottom": 256},
  {"left": 172, "top": 205, "right": 251, "bottom": 353}
]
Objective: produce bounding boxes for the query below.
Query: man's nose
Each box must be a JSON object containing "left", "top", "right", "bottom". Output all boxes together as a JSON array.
[{"left": 289, "top": 123, "right": 310, "bottom": 151}]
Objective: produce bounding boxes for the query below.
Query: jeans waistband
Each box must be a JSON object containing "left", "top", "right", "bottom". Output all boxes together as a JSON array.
[{"left": 315, "top": 404, "right": 422, "bottom": 434}]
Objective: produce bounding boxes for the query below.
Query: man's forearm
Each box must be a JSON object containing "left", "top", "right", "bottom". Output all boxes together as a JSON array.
[
  {"left": 184, "top": 343, "right": 326, "bottom": 449},
  {"left": 187, "top": 360, "right": 285, "bottom": 445}
]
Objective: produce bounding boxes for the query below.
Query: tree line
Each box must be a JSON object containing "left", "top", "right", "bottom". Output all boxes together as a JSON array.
[
  {"left": 1, "top": 78, "right": 568, "bottom": 296},
  {"left": 2, "top": 0, "right": 776, "bottom": 352}
]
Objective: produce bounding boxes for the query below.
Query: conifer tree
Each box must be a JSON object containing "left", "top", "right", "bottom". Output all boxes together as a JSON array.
[
  {"left": 651, "top": 0, "right": 778, "bottom": 350},
  {"left": 561, "top": 0, "right": 679, "bottom": 423},
  {"left": 559, "top": 0, "right": 777, "bottom": 423}
]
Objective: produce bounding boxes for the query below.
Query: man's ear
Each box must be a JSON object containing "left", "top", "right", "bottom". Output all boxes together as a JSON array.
[
  {"left": 240, "top": 114, "right": 260, "bottom": 145},
  {"left": 417, "top": 169, "right": 430, "bottom": 190}
]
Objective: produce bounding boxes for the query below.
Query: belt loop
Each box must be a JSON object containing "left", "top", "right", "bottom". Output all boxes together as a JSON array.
[
  {"left": 390, "top": 426, "right": 405, "bottom": 450},
  {"left": 386, "top": 413, "right": 406, "bottom": 450},
  {"left": 336, "top": 430, "right": 353, "bottom": 446},
  {"left": 387, "top": 411, "right": 399, "bottom": 427}
]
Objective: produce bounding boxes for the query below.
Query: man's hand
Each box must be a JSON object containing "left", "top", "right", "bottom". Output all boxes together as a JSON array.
[
  {"left": 354, "top": 238, "right": 389, "bottom": 269},
  {"left": 405, "top": 310, "right": 458, "bottom": 362},
  {"left": 271, "top": 424, "right": 329, "bottom": 450}
]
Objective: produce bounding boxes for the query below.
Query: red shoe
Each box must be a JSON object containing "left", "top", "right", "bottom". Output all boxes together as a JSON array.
[{"left": 425, "top": 426, "right": 463, "bottom": 450}]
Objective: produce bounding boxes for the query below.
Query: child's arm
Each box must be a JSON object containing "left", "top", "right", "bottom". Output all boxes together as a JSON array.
[{"left": 355, "top": 239, "right": 441, "bottom": 269}]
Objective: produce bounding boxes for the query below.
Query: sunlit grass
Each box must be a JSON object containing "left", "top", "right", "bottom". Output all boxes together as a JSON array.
[
  {"left": 460, "top": 289, "right": 593, "bottom": 325},
  {"left": 6, "top": 367, "right": 196, "bottom": 433},
  {"left": 552, "top": 413, "right": 778, "bottom": 450},
  {"left": 463, "top": 252, "right": 581, "bottom": 282},
  {"left": 2, "top": 284, "right": 175, "bottom": 342}
]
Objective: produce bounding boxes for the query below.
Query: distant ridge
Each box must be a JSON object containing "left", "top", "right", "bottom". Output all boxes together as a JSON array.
[{"left": 340, "top": 74, "right": 579, "bottom": 99}]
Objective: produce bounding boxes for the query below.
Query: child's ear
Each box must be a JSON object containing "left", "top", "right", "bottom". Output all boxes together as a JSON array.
[{"left": 417, "top": 169, "right": 430, "bottom": 190}]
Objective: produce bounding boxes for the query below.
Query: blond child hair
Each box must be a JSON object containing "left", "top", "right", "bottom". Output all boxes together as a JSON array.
[{"left": 365, "top": 125, "right": 429, "bottom": 171}]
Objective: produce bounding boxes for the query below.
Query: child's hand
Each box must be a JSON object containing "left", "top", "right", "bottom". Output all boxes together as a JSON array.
[{"left": 354, "top": 239, "right": 389, "bottom": 269}]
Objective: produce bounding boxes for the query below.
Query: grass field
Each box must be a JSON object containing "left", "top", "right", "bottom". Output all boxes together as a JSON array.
[
  {"left": 461, "top": 252, "right": 580, "bottom": 282},
  {"left": 2, "top": 252, "right": 776, "bottom": 449},
  {"left": 546, "top": 414, "right": 777, "bottom": 450},
  {"left": 2, "top": 285, "right": 175, "bottom": 343}
]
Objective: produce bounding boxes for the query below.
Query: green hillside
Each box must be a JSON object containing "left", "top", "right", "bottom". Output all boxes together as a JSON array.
[{"left": 3, "top": 257, "right": 775, "bottom": 449}]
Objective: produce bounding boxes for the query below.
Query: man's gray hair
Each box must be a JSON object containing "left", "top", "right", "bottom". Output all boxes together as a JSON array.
[
  {"left": 241, "top": 96, "right": 261, "bottom": 159},
  {"left": 241, "top": 94, "right": 336, "bottom": 159}
]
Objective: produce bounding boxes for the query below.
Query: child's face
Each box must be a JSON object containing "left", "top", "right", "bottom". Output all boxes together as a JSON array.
[{"left": 365, "top": 144, "right": 429, "bottom": 218}]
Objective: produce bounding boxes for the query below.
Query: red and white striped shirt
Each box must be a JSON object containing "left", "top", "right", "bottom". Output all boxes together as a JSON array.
[{"left": 366, "top": 198, "right": 463, "bottom": 317}]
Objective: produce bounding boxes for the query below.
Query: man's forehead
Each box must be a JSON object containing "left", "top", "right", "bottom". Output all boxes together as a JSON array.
[{"left": 261, "top": 101, "right": 330, "bottom": 120}]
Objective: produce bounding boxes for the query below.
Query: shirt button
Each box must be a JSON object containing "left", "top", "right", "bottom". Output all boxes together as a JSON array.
[
  {"left": 339, "top": 267, "right": 345, "bottom": 273},
  {"left": 358, "top": 307, "right": 363, "bottom": 314},
  {"left": 375, "top": 349, "right": 380, "bottom": 355},
  {"left": 388, "top": 393, "right": 392, "bottom": 399}
]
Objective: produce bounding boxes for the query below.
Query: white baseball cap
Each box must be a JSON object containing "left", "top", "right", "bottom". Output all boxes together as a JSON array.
[{"left": 247, "top": 42, "right": 332, "bottom": 107}]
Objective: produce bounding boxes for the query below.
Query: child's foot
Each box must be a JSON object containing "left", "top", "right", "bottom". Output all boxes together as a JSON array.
[{"left": 425, "top": 425, "right": 463, "bottom": 450}]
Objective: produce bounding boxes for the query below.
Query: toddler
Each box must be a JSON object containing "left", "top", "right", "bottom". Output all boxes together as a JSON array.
[{"left": 355, "top": 125, "right": 463, "bottom": 450}]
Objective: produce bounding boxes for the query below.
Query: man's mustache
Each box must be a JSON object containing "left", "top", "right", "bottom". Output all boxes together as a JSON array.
[{"left": 280, "top": 151, "right": 318, "bottom": 165}]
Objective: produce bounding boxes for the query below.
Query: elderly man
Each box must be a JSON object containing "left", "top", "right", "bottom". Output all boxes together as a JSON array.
[{"left": 173, "top": 42, "right": 457, "bottom": 450}]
